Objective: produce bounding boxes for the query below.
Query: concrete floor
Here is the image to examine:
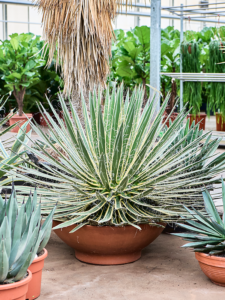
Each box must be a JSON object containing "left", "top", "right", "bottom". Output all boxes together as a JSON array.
[{"left": 39, "top": 231, "right": 225, "bottom": 300}]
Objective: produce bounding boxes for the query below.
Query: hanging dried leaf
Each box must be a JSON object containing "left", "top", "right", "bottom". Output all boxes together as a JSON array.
[{"left": 35, "top": 0, "right": 136, "bottom": 94}]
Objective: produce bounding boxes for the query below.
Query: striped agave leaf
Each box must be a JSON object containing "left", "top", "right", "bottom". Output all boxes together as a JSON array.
[{"left": 7, "top": 85, "right": 225, "bottom": 232}]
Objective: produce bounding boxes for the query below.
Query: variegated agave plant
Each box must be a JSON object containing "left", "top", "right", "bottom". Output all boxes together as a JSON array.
[
  {"left": 8, "top": 85, "right": 225, "bottom": 233},
  {"left": 0, "top": 187, "right": 56, "bottom": 283}
]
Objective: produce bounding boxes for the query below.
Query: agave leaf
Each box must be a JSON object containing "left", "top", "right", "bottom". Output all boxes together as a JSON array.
[
  {"left": 9, "top": 225, "right": 39, "bottom": 277},
  {"left": 0, "top": 198, "right": 6, "bottom": 225},
  {"left": 69, "top": 222, "right": 89, "bottom": 233},
  {"left": 186, "top": 219, "right": 221, "bottom": 236},
  {"left": 202, "top": 189, "right": 223, "bottom": 225},
  {"left": 222, "top": 178, "right": 225, "bottom": 225},
  {"left": 0, "top": 239, "right": 9, "bottom": 283},
  {"left": 111, "top": 123, "right": 123, "bottom": 183},
  {"left": 115, "top": 196, "right": 122, "bottom": 210},
  {"left": 181, "top": 241, "right": 215, "bottom": 248},
  {"left": 99, "top": 154, "right": 110, "bottom": 189},
  {"left": 116, "top": 176, "right": 129, "bottom": 193},
  {"left": 98, "top": 204, "right": 113, "bottom": 224},
  {"left": 13, "top": 251, "right": 32, "bottom": 282},
  {"left": 37, "top": 223, "right": 51, "bottom": 254},
  {"left": 98, "top": 106, "right": 106, "bottom": 158},
  {"left": 12, "top": 204, "right": 25, "bottom": 249}
]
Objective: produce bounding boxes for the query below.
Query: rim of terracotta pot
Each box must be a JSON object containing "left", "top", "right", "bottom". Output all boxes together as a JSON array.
[
  {"left": 195, "top": 252, "right": 225, "bottom": 267},
  {"left": 9, "top": 113, "right": 33, "bottom": 119},
  {"left": 187, "top": 113, "right": 207, "bottom": 117},
  {"left": 0, "top": 270, "right": 32, "bottom": 291},
  {"left": 32, "top": 248, "right": 48, "bottom": 264}
]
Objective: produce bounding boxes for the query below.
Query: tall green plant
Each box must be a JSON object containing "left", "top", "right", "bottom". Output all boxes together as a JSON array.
[
  {"left": 209, "top": 40, "right": 225, "bottom": 118},
  {"left": 182, "top": 41, "right": 202, "bottom": 114},
  {"left": 7, "top": 85, "right": 225, "bottom": 232}
]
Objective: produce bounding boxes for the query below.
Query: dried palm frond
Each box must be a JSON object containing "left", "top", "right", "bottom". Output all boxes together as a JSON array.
[{"left": 35, "top": 0, "right": 138, "bottom": 94}]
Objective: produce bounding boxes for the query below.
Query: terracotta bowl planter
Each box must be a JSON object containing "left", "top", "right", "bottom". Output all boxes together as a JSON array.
[
  {"left": 216, "top": 113, "right": 225, "bottom": 131},
  {"left": 53, "top": 221, "right": 164, "bottom": 265},
  {"left": 0, "top": 270, "right": 32, "bottom": 300},
  {"left": 26, "top": 248, "right": 48, "bottom": 300},
  {"left": 195, "top": 252, "right": 225, "bottom": 286},
  {"left": 9, "top": 113, "right": 33, "bottom": 133},
  {"left": 187, "top": 113, "right": 206, "bottom": 130},
  {"left": 163, "top": 112, "right": 178, "bottom": 127}
]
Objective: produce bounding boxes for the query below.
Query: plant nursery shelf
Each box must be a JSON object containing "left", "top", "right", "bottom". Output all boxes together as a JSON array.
[{"left": 161, "top": 73, "right": 225, "bottom": 82}]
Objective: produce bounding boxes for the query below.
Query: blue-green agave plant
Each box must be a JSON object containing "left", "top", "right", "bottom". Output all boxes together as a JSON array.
[{"left": 0, "top": 186, "right": 56, "bottom": 283}]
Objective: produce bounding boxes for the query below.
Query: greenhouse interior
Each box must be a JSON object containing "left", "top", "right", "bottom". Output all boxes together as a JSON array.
[{"left": 1, "top": 0, "right": 225, "bottom": 299}]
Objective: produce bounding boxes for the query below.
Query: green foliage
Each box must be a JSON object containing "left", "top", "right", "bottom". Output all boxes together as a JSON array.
[
  {"left": 0, "top": 33, "right": 44, "bottom": 92},
  {"left": 173, "top": 178, "right": 225, "bottom": 256},
  {"left": 8, "top": 85, "right": 225, "bottom": 232},
  {"left": 0, "top": 34, "right": 63, "bottom": 115},
  {"left": 209, "top": 40, "right": 225, "bottom": 118},
  {"left": 182, "top": 41, "right": 202, "bottom": 114},
  {"left": 0, "top": 187, "right": 56, "bottom": 284},
  {"left": 110, "top": 26, "right": 150, "bottom": 97}
]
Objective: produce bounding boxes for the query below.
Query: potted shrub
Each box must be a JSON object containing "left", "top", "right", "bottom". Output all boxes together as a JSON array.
[
  {"left": 0, "top": 186, "right": 55, "bottom": 299},
  {"left": 0, "top": 33, "right": 45, "bottom": 133},
  {"left": 182, "top": 41, "right": 206, "bottom": 130},
  {"left": 209, "top": 40, "right": 225, "bottom": 130},
  {"left": 172, "top": 178, "right": 225, "bottom": 286},
  {"left": 10, "top": 85, "right": 225, "bottom": 265}
]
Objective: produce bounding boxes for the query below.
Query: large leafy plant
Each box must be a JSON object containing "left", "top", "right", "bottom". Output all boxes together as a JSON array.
[
  {"left": 0, "top": 33, "right": 45, "bottom": 116},
  {"left": 173, "top": 178, "right": 225, "bottom": 256},
  {"left": 110, "top": 26, "right": 150, "bottom": 101},
  {"left": 0, "top": 187, "right": 56, "bottom": 283},
  {"left": 9, "top": 85, "right": 225, "bottom": 233}
]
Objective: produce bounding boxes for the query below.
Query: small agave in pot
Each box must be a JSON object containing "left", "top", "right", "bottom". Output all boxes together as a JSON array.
[{"left": 0, "top": 185, "right": 56, "bottom": 284}]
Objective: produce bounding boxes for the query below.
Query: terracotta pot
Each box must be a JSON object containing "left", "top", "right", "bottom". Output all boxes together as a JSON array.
[
  {"left": 0, "top": 270, "right": 32, "bottom": 300},
  {"left": 53, "top": 221, "right": 164, "bottom": 265},
  {"left": 195, "top": 252, "right": 225, "bottom": 286},
  {"left": 216, "top": 113, "right": 225, "bottom": 131},
  {"left": 9, "top": 113, "right": 33, "bottom": 133},
  {"left": 163, "top": 112, "right": 178, "bottom": 127},
  {"left": 40, "top": 113, "right": 53, "bottom": 126},
  {"left": 188, "top": 44, "right": 192, "bottom": 54},
  {"left": 26, "top": 248, "right": 48, "bottom": 300},
  {"left": 187, "top": 113, "right": 206, "bottom": 130}
]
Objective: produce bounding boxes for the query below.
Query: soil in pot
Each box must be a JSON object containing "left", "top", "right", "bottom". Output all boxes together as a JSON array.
[
  {"left": 9, "top": 113, "right": 32, "bottom": 133},
  {"left": 216, "top": 113, "right": 225, "bottom": 131},
  {"left": 195, "top": 252, "right": 225, "bottom": 286},
  {"left": 0, "top": 270, "right": 32, "bottom": 300},
  {"left": 53, "top": 221, "right": 164, "bottom": 265},
  {"left": 187, "top": 113, "right": 206, "bottom": 130},
  {"left": 26, "top": 248, "right": 48, "bottom": 300}
]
